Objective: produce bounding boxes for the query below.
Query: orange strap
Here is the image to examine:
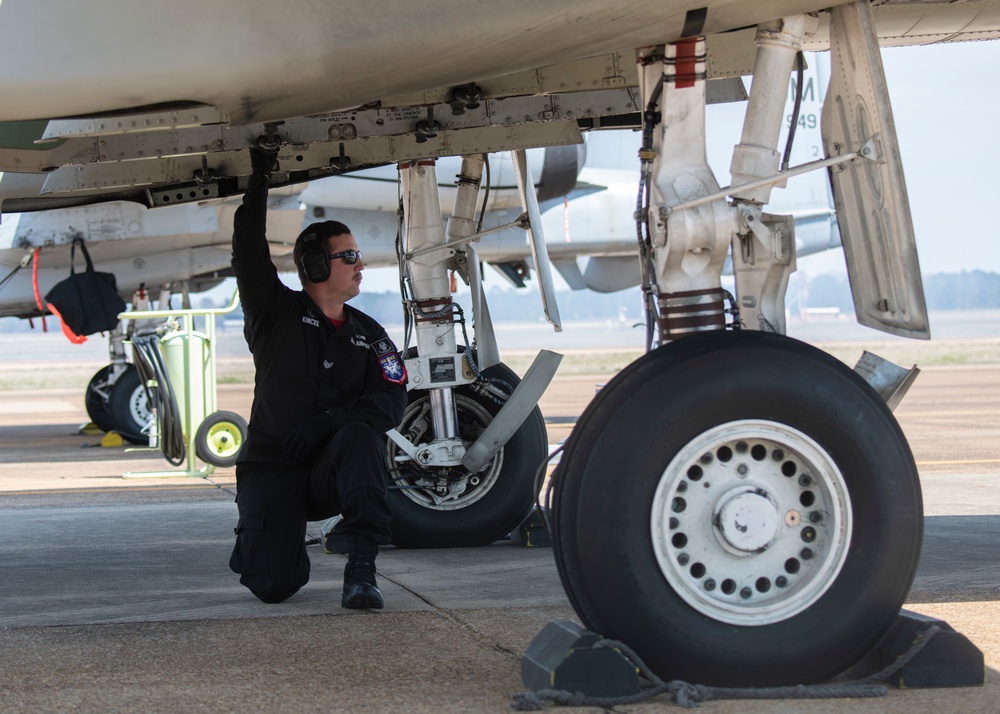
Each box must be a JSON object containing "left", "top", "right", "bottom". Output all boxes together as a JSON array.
[{"left": 32, "top": 247, "right": 86, "bottom": 344}]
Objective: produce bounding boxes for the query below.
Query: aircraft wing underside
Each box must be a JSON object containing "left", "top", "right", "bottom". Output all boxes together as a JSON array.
[
  {"left": 2, "top": 1, "right": 999, "bottom": 215},
  {"left": 1, "top": 1, "right": 994, "bottom": 334}
]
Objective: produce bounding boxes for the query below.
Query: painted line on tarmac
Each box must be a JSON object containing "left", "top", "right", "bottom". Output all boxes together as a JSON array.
[
  {"left": 0, "top": 484, "right": 235, "bottom": 496},
  {"left": 897, "top": 410, "right": 1000, "bottom": 417},
  {"left": 915, "top": 458, "right": 1000, "bottom": 466}
]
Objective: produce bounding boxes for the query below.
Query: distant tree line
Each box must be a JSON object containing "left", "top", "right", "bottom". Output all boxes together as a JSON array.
[
  {"left": 803, "top": 270, "right": 1000, "bottom": 314},
  {"left": 4, "top": 270, "right": 1000, "bottom": 333},
  {"left": 211, "top": 282, "right": 646, "bottom": 329}
]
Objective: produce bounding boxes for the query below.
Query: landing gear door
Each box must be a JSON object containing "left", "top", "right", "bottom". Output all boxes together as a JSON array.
[{"left": 822, "top": 0, "right": 930, "bottom": 339}]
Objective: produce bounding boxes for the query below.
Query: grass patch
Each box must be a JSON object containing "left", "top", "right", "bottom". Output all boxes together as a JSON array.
[
  {"left": 3, "top": 341, "right": 997, "bottom": 390},
  {"left": 507, "top": 340, "right": 1000, "bottom": 377},
  {"left": 501, "top": 350, "right": 645, "bottom": 378},
  {"left": 217, "top": 360, "right": 256, "bottom": 384},
  {"left": 0, "top": 364, "right": 106, "bottom": 390},
  {"left": 815, "top": 341, "right": 1000, "bottom": 369}
]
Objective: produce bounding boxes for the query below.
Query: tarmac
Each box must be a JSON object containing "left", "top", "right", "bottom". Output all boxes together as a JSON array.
[{"left": 0, "top": 359, "right": 999, "bottom": 712}]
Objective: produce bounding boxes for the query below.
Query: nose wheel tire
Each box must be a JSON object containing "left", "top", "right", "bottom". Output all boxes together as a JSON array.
[
  {"left": 84, "top": 365, "right": 118, "bottom": 433},
  {"left": 107, "top": 363, "right": 153, "bottom": 445},
  {"left": 195, "top": 410, "right": 248, "bottom": 467},
  {"left": 387, "top": 358, "right": 547, "bottom": 548},
  {"left": 551, "top": 330, "right": 922, "bottom": 687}
]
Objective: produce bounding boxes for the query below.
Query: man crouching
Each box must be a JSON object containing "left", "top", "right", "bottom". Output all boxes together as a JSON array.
[{"left": 228, "top": 146, "right": 407, "bottom": 608}]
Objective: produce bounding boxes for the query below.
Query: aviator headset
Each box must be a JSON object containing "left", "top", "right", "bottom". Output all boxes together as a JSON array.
[{"left": 296, "top": 221, "right": 358, "bottom": 283}]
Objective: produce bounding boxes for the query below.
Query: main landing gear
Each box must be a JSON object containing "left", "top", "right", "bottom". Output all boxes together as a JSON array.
[
  {"left": 551, "top": 331, "right": 922, "bottom": 685},
  {"left": 541, "top": 1, "right": 933, "bottom": 689}
]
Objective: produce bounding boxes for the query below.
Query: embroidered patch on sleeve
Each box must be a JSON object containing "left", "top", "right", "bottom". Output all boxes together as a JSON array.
[
  {"left": 379, "top": 353, "right": 407, "bottom": 384},
  {"left": 372, "top": 334, "right": 407, "bottom": 384}
]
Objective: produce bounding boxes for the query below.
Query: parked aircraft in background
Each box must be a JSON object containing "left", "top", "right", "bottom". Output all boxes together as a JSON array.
[
  {"left": 0, "top": 52, "right": 835, "bottom": 445},
  {"left": 1, "top": 0, "right": 996, "bottom": 691},
  {"left": 0, "top": 147, "right": 569, "bottom": 320},
  {"left": 0, "top": 54, "right": 834, "bottom": 318}
]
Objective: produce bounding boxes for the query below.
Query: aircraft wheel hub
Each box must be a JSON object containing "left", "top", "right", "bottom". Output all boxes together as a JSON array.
[
  {"left": 715, "top": 487, "right": 779, "bottom": 553},
  {"left": 650, "top": 419, "right": 853, "bottom": 626}
]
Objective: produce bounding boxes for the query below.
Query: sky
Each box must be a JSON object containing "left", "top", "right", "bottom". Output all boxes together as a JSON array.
[
  {"left": 803, "top": 40, "right": 1000, "bottom": 277},
  {"left": 354, "top": 39, "right": 1000, "bottom": 295}
]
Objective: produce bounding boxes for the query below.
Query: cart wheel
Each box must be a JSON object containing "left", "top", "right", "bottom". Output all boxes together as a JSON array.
[{"left": 195, "top": 410, "right": 248, "bottom": 467}]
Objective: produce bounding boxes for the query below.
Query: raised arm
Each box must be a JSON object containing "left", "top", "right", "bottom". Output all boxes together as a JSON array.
[{"left": 231, "top": 149, "right": 282, "bottom": 320}]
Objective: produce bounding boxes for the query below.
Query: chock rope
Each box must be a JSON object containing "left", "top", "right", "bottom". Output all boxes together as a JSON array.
[{"left": 511, "top": 613, "right": 941, "bottom": 709}]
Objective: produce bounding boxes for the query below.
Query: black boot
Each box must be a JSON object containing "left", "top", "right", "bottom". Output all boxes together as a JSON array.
[{"left": 342, "top": 535, "right": 384, "bottom": 610}]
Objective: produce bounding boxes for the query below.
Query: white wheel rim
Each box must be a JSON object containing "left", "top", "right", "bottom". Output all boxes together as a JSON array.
[
  {"left": 389, "top": 394, "right": 503, "bottom": 511},
  {"left": 650, "top": 419, "right": 852, "bottom": 626},
  {"left": 128, "top": 386, "right": 152, "bottom": 428}
]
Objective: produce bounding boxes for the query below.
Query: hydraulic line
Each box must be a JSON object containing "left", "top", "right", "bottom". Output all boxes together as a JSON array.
[
  {"left": 635, "top": 73, "right": 664, "bottom": 351},
  {"left": 781, "top": 52, "right": 806, "bottom": 172},
  {"left": 0, "top": 262, "right": 21, "bottom": 293},
  {"left": 476, "top": 153, "right": 492, "bottom": 235}
]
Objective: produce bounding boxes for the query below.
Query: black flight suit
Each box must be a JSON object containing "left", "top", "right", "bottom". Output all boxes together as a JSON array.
[{"left": 228, "top": 171, "right": 407, "bottom": 604}]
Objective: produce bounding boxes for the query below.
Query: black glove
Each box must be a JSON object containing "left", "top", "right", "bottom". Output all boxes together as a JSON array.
[
  {"left": 249, "top": 146, "right": 278, "bottom": 176},
  {"left": 282, "top": 411, "right": 333, "bottom": 463}
]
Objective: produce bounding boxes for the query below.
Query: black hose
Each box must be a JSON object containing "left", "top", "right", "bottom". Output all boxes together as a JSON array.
[
  {"left": 781, "top": 52, "right": 806, "bottom": 172},
  {"left": 131, "top": 331, "right": 185, "bottom": 466}
]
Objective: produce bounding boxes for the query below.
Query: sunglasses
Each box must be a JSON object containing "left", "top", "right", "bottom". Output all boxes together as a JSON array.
[{"left": 327, "top": 249, "right": 363, "bottom": 265}]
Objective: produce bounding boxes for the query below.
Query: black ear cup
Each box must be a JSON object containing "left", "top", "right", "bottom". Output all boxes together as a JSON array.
[{"left": 300, "top": 237, "right": 330, "bottom": 283}]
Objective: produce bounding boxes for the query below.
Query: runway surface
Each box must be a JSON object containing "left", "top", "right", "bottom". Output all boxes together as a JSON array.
[{"left": 0, "top": 359, "right": 998, "bottom": 712}]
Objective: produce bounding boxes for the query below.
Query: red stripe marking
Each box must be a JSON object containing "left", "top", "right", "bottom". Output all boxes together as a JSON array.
[{"left": 675, "top": 37, "right": 698, "bottom": 88}]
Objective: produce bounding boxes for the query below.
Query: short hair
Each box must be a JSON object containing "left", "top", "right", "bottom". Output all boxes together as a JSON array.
[{"left": 292, "top": 220, "right": 352, "bottom": 283}]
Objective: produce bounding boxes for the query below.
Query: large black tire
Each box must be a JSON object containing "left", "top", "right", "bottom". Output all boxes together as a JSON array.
[
  {"left": 195, "top": 410, "right": 248, "bottom": 467},
  {"left": 107, "top": 363, "right": 153, "bottom": 445},
  {"left": 84, "top": 365, "right": 117, "bottom": 433},
  {"left": 552, "top": 330, "right": 923, "bottom": 687},
  {"left": 387, "top": 358, "right": 547, "bottom": 548}
]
